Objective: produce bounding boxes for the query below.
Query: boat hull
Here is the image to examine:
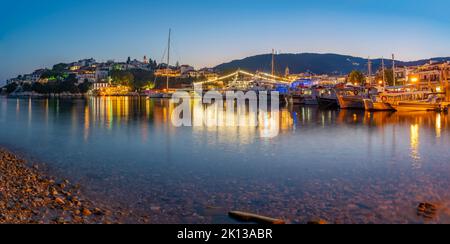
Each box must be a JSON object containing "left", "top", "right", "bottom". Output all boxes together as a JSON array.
[
  {"left": 392, "top": 102, "right": 443, "bottom": 112},
  {"left": 337, "top": 95, "right": 365, "bottom": 109},
  {"left": 363, "top": 99, "right": 396, "bottom": 111},
  {"left": 290, "top": 95, "right": 305, "bottom": 105},
  {"left": 290, "top": 95, "right": 318, "bottom": 105},
  {"left": 304, "top": 97, "right": 318, "bottom": 105},
  {"left": 317, "top": 97, "right": 339, "bottom": 108}
]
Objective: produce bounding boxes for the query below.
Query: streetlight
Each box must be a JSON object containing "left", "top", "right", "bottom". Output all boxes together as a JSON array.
[{"left": 410, "top": 76, "right": 419, "bottom": 90}]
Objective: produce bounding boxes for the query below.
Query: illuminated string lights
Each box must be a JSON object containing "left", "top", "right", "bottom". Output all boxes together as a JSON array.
[{"left": 194, "top": 70, "right": 292, "bottom": 86}]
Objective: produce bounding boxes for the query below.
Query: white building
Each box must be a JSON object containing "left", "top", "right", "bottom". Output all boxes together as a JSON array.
[
  {"left": 77, "top": 73, "right": 96, "bottom": 83},
  {"left": 180, "top": 65, "right": 195, "bottom": 74},
  {"left": 95, "top": 68, "right": 110, "bottom": 82},
  {"left": 76, "top": 67, "right": 97, "bottom": 83},
  {"left": 77, "top": 58, "right": 96, "bottom": 67},
  {"left": 93, "top": 82, "right": 110, "bottom": 90}
]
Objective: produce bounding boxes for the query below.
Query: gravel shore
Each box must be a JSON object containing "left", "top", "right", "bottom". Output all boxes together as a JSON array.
[{"left": 0, "top": 148, "right": 136, "bottom": 224}]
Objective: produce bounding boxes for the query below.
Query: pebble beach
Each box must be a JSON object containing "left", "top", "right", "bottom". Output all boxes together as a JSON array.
[{"left": 0, "top": 148, "right": 140, "bottom": 224}]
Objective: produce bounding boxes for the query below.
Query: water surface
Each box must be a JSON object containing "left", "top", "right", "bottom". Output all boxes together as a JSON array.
[{"left": 1, "top": 96, "right": 450, "bottom": 223}]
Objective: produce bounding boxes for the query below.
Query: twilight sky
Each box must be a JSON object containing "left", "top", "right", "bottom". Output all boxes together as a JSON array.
[{"left": 1, "top": 0, "right": 449, "bottom": 83}]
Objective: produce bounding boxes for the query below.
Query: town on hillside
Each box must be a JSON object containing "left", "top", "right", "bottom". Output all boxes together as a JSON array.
[
  {"left": 1, "top": 54, "right": 449, "bottom": 103},
  {"left": 1, "top": 56, "right": 220, "bottom": 96}
]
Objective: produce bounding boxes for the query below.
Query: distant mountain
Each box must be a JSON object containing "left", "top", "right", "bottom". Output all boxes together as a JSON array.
[{"left": 214, "top": 53, "right": 450, "bottom": 75}]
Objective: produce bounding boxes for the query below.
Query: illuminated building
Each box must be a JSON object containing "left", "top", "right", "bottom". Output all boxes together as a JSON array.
[
  {"left": 69, "top": 65, "right": 81, "bottom": 71},
  {"left": 154, "top": 68, "right": 181, "bottom": 77}
]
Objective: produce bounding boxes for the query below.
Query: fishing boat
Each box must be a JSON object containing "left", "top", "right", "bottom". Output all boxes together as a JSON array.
[
  {"left": 391, "top": 94, "right": 446, "bottom": 112},
  {"left": 336, "top": 87, "right": 367, "bottom": 109},
  {"left": 290, "top": 88, "right": 318, "bottom": 105},
  {"left": 363, "top": 98, "right": 395, "bottom": 111},
  {"left": 316, "top": 88, "right": 339, "bottom": 108}
]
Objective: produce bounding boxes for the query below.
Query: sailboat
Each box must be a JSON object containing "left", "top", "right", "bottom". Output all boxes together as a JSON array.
[
  {"left": 148, "top": 29, "right": 174, "bottom": 99},
  {"left": 364, "top": 57, "right": 396, "bottom": 111}
]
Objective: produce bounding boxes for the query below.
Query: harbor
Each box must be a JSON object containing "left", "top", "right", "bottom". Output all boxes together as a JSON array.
[
  {"left": 1, "top": 96, "right": 450, "bottom": 224},
  {"left": 2, "top": 0, "right": 450, "bottom": 227},
  {"left": 2, "top": 51, "right": 450, "bottom": 224}
]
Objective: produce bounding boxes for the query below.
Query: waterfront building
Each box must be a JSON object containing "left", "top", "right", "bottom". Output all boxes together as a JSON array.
[
  {"left": 399, "top": 61, "right": 450, "bottom": 90},
  {"left": 393, "top": 66, "right": 415, "bottom": 85},
  {"left": 128, "top": 59, "right": 152, "bottom": 71},
  {"left": 95, "top": 66, "right": 110, "bottom": 82},
  {"left": 76, "top": 58, "right": 96, "bottom": 67},
  {"left": 76, "top": 67, "right": 97, "bottom": 83},
  {"left": 180, "top": 65, "right": 195, "bottom": 75},
  {"left": 92, "top": 82, "right": 110, "bottom": 90},
  {"left": 6, "top": 78, "right": 21, "bottom": 85},
  {"left": 155, "top": 68, "right": 181, "bottom": 77},
  {"left": 187, "top": 70, "right": 201, "bottom": 78},
  {"left": 198, "top": 68, "right": 219, "bottom": 81}
]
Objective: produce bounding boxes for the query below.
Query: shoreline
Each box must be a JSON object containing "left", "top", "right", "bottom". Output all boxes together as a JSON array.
[{"left": 0, "top": 147, "right": 143, "bottom": 224}]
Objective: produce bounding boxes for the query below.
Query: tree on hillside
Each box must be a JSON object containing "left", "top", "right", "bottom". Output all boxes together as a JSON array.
[
  {"left": 4, "top": 83, "right": 18, "bottom": 93},
  {"left": 130, "top": 69, "right": 155, "bottom": 91},
  {"left": 53, "top": 63, "right": 68, "bottom": 72},
  {"left": 110, "top": 70, "right": 134, "bottom": 87},
  {"left": 31, "top": 82, "right": 47, "bottom": 94},
  {"left": 65, "top": 74, "right": 78, "bottom": 83},
  {"left": 41, "top": 69, "right": 67, "bottom": 82},
  {"left": 375, "top": 69, "right": 395, "bottom": 86},
  {"left": 78, "top": 80, "right": 93, "bottom": 93},
  {"left": 347, "top": 70, "right": 366, "bottom": 85},
  {"left": 59, "top": 74, "right": 79, "bottom": 93},
  {"left": 22, "top": 83, "right": 33, "bottom": 92}
]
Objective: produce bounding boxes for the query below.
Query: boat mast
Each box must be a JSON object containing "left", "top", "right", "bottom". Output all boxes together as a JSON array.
[
  {"left": 446, "top": 64, "right": 450, "bottom": 102},
  {"left": 382, "top": 57, "right": 386, "bottom": 87},
  {"left": 392, "top": 54, "right": 396, "bottom": 87},
  {"left": 443, "top": 63, "right": 449, "bottom": 102},
  {"left": 166, "top": 28, "right": 171, "bottom": 91},
  {"left": 368, "top": 57, "right": 372, "bottom": 87},
  {"left": 271, "top": 49, "right": 275, "bottom": 76}
]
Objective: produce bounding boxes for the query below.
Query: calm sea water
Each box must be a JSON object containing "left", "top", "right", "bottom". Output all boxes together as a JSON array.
[{"left": 1, "top": 96, "right": 450, "bottom": 224}]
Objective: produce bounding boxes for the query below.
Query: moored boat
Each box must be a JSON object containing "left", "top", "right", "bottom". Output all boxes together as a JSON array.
[
  {"left": 289, "top": 86, "right": 318, "bottom": 105},
  {"left": 363, "top": 99, "right": 396, "bottom": 111},
  {"left": 336, "top": 87, "right": 367, "bottom": 109},
  {"left": 389, "top": 91, "right": 436, "bottom": 111},
  {"left": 391, "top": 101, "right": 441, "bottom": 111},
  {"left": 290, "top": 94, "right": 305, "bottom": 105},
  {"left": 317, "top": 88, "right": 338, "bottom": 108}
]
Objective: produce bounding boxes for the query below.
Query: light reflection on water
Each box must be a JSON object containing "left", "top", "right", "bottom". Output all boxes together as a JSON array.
[{"left": 1, "top": 96, "right": 450, "bottom": 223}]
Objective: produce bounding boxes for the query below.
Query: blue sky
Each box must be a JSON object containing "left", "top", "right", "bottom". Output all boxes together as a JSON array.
[{"left": 1, "top": 0, "right": 449, "bottom": 83}]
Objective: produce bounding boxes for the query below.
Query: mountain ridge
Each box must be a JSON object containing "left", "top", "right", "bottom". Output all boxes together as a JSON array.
[{"left": 214, "top": 53, "right": 450, "bottom": 75}]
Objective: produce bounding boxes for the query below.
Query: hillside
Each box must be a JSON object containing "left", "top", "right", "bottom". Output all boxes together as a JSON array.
[{"left": 214, "top": 53, "right": 450, "bottom": 75}]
